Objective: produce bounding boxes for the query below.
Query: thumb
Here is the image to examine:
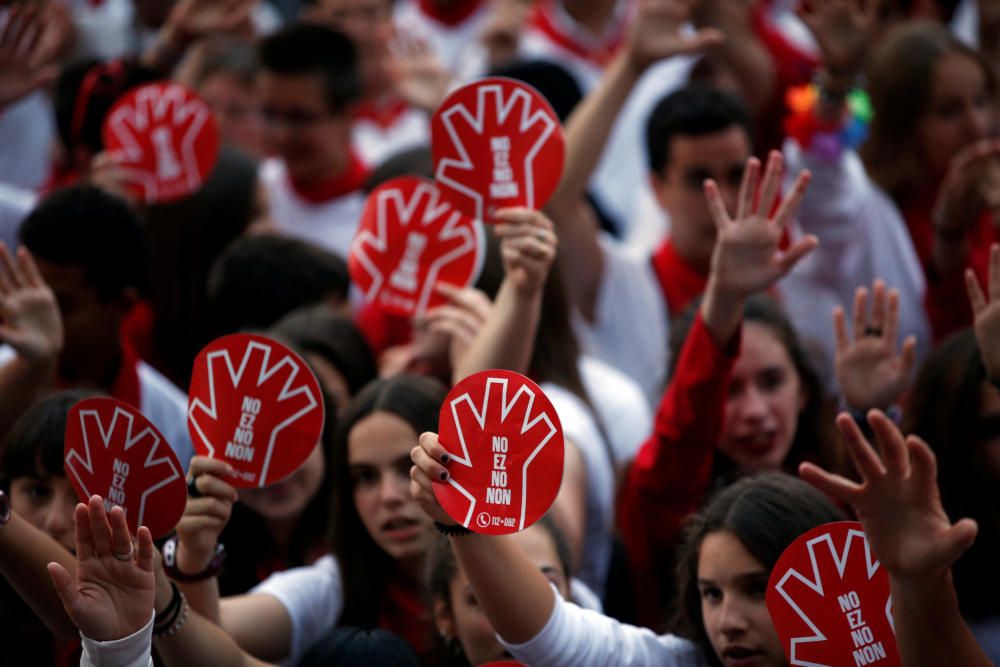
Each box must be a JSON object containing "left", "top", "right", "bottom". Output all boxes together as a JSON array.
[
  {"left": 47, "top": 562, "right": 79, "bottom": 612},
  {"left": 940, "top": 518, "right": 978, "bottom": 566}
]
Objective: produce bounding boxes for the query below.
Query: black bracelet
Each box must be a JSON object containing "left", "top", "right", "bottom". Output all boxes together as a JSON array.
[
  {"left": 435, "top": 521, "right": 473, "bottom": 536},
  {"left": 154, "top": 582, "right": 182, "bottom": 633}
]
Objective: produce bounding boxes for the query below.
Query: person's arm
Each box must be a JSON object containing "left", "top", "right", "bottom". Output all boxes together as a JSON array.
[
  {"left": 0, "top": 3, "right": 60, "bottom": 109},
  {"left": 545, "top": 0, "right": 721, "bottom": 322},
  {"left": 0, "top": 244, "right": 63, "bottom": 437},
  {"left": 800, "top": 412, "right": 990, "bottom": 667},
  {"left": 450, "top": 208, "right": 556, "bottom": 382},
  {"left": 141, "top": 0, "right": 255, "bottom": 74}
]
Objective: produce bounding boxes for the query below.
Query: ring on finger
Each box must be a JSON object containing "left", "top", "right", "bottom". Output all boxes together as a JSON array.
[
  {"left": 863, "top": 326, "right": 882, "bottom": 337},
  {"left": 187, "top": 476, "right": 202, "bottom": 498},
  {"left": 113, "top": 544, "right": 134, "bottom": 561}
]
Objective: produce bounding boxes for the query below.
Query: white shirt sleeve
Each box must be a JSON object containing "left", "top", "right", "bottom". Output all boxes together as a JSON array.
[
  {"left": 250, "top": 555, "right": 344, "bottom": 666},
  {"left": 499, "top": 588, "right": 707, "bottom": 667},
  {"left": 79, "top": 612, "right": 154, "bottom": 667}
]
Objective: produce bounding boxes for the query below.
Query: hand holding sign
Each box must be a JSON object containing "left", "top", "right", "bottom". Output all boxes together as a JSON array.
[
  {"left": 432, "top": 77, "right": 565, "bottom": 222},
  {"left": 766, "top": 521, "right": 900, "bottom": 667},
  {"left": 102, "top": 82, "right": 220, "bottom": 204},
  {"left": 424, "top": 370, "right": 563, "bottom": 535},
  {"left": 64, "top": 398, "right": 186, "bottom": 539},
  {"left": 349, "top": 176, "right": 485, "bottom": 318},
  {"left": 187, "top": 334, "right": 324, "bottom": 489}
]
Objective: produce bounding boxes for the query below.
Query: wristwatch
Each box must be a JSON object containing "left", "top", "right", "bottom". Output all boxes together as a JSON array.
[
  {"left": 0, "top": 490, "right": 10, "bottom": 527},
  {"left": 162, "top": 535, "right": 225, "bottom": 582}
]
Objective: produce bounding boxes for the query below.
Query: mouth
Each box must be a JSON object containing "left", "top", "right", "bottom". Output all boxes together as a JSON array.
[
  {"left": 722, "top": 646, "right": 762, "bottom": 666},
  {"left": 736, "top": 430, "right": 778, "bottom": 456},
  {"left": 381, "top": 517, "right": 421, "bottom": 540}
]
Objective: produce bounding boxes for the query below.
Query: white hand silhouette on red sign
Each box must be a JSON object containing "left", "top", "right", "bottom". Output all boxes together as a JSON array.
[
  {"left": 102, "top": 82, "right": 220, "bottom": 203},
  {"left": 349, "top": 176, "right": 484, "bottom": 317},
  {"left": 188, "top": 334, "right": 324, "bottom": 488},
  {"left": 64, "top": 397, "right": 186, "bottom": 539},
  {"left": 434, "top": 370, "right": 563, "bottom": 535},
  {"left": 432, "top": 77, "right": 565, "bottom": 222},
  {"left": 766, "top": 521, "right": 901, "bottom": 667}
]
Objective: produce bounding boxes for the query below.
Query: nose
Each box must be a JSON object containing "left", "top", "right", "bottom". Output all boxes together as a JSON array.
[
  {"left": 43, "top": 501, "right": 74, "bottom": 546},
  {"left": 735, "top": 384, "right": 769, "bottom": 423},
  {"left": 719, "top": 594, "right": 751, "bottom": 638},
  {"left": 379, "top": 471, "right": 409, "bottom": 507},
  {"left": 962, "top": 105, "right": 990, "bottom": 142}
]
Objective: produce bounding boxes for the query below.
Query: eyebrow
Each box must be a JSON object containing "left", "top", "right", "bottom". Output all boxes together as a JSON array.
[{"left": 697, "top": 570, "right": 768, "bottom": 586}]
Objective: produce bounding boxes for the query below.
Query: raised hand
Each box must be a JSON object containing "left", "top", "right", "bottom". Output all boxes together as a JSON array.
[
  {"left": 48, "top": 496, "right": 155, "bottom": 642},
  {"left": 625, "top": 0, "right": 723, "bottom": 72},
  {"left": 423, "top": 284, "right": 494, "bottom": 371},
  {"left": 966, "top": 243, "right": 1000, "bottom": 381},
  {"left": 410, "top": 432, "right": 460, "bottom": 526},
  {"left": 494, "top": 208, "right": 558, "bottom": 297},
  {"left": 175, "top": 457, "right": 238, "bottom": 574},
  {"left": 161, "top": 0, "right": 255, "bottom": 51},
  {"left": 386, "top": 30, "right": 452, "bottom": 114},
  {"left": 834, "top": 279, "right": 917, "bottom": 410},
  {"left": 0, "top": 243, "right": 63, "bottom": 364},
  {"left": 800, "top": 412, "right": 978, "bottom": 580},
  {"left": 796, "top": 0, "right": 878, "bottom": 80},
  {"left": 0, "top": 3, "right": 60, "bottom": 108},
  {"left": 933, "top": 139, "right": 1000, "bottom": 236}
]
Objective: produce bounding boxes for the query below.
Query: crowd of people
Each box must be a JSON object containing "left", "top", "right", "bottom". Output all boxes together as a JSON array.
[{"left": 0, "top": 0, "right": 998, "bottom": 665}]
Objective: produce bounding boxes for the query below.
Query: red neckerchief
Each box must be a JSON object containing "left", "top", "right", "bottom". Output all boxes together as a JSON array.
[
  {"left": 650, "top": 239, "right": 708, "bottom": 317},
  {"left": 287, "top": 153, "right": 370, "bottom": 205},
  {"left": 352, "top": 96, "right": 411, "bottom": 131},
  {"left": 416, "top": 0, "right": 486, "bottom": 26},
  {"left": 110, "top": 335, "right": 143, "bottom": 409},
  {"left": 528, "top": 0, "right": 632, "bottom": 68},
  {"left": 379, "top": 576, "right": 433, "bottom": 657}
]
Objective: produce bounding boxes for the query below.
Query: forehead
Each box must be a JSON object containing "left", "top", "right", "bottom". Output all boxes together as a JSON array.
[
  {"left": 667, "top": 126, "right": 751, "bottom": 170},
  {"left": 929, "top": 52, "right": 987, "bottom": 100},
  {"left": 512, "top": 524, "right": 561, "bottom": 570},
  {"left": 698, "top": 530, "right": 766, "bottom": 579},
  {"left": 257, "top": 71, "right": 329, "bottom": 110},
  {"left": 31, "top": 258, "right": 95, "bottom": 298},
  {"left": 347, "top": 411, "right": 418, "bottom": 465},
  {"left": 733, "top": 322, "right": 795, "bottom": 376}
]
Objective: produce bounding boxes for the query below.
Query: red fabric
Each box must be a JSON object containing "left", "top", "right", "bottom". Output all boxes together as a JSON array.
[
  {"left": 649, "top": 239, "right": 708, "bottom": 317},
  {"left": 120, "top": 299, "right": 155, "bottom": 363},
  {"left": 354, "top": 302, "right": 413, "bottom": 355},
  {"left": 353, "top": 97, "right": 411, "bottom": 131},
  {"left": 902, "top": 199, "right": 997, "bottom": 342},
  {"left": 379, "top": 577, "right": 434, "bottom": 657},
  {"left": 528, "top": 0, "right": 630, "bottom": 68},
  {"left": 416, "top": 0, "right": 486, "bottom": 26},
  {"left": 109, "top": 335, "right": 143, "bottom": 408},
  {"left": 55, "top": 639, "right": 81, "bottom": 667},
  {"left": 288, "top": 153, "right": 370, "bottom": 204},
  {"left": 617, "top": 313, "right": 739, "bottom": 628}
]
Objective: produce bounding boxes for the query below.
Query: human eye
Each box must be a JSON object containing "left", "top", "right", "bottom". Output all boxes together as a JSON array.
[
  {"left": 758, "top": 368, "right": 786, "bottom": 392},
  {"left": 350, "top": 466, "right": 378, "bottom": 487},
  {"left": 699, "top": 585, "right": 723, "bottom": 604}
]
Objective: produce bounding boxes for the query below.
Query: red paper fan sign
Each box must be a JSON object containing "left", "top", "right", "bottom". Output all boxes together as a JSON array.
[
  {"left": 188, "top": 334, "right": 325, "bottom": 489},
  {"left": 102, "top": 82, "right": 220, "bottom": 203},
  {"left": 349, "top": 176, "right": 484, "bottom": 317},
  {"left": 766, "top": 521, "right": 901, "bottom": 667},
  {"left": 64, "top": 397, "right": 186, "bottom": 539},
  {"left": 435, "top": 370, "right": 563, "bottom": 535},
  {"left": 432, "top": 77, "right": 565, "bottom": 222}
]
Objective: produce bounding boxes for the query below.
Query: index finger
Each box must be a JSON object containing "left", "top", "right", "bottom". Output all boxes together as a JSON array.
[{"left": 188, "top": 456, "right": 234, "bottom": 479}]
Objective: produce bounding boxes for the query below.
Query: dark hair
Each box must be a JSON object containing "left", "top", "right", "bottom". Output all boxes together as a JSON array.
[
  {"left": 206, "top": 234, "right": 350, "bottom": 336},
  {"left": 0, "top": 390, "right": 99, "bottom": 491},
  {"left": 673, "top": 473, "right": 845, "bottom": 664},
  {"left": 669, "top": 293, "right": 841, "bottom": 475},
  {"left": 330, "top": 375, "right": 448, "bottom": 627},
  {"left": 258, "top": 23, "right": 362, "bottom": 114},
  {"left": 645, "top": 86, "right": 753, "bottom": 175},
  {"left": 299, "top": 626, "right": 422, "bottom": 667},
  {"left": 145, "top": 146, "right": 259, "bottom": 387},
  {"left": 20, "top": 185, "right": 148, "bottom": 300},
  {"left": 364, "top": 147, "right": 435, "bottom": 194},
  {"left": 54, "top": 59, "right": 160, "bottom": 157},
  {"left": 901, "top": 329, "right": 1000, "bottom": 621},
  {"left": 861, "top": 21, "right": 997, "bottom": 204},
  {"left": 489, "top": 60, "right": 583, "bottom": 122},
  {"left": 271, "top": 306, "right": 378, "bottom": 400},
  {"left": 218, "top": 361, "right": 338, "bottom": 596}
]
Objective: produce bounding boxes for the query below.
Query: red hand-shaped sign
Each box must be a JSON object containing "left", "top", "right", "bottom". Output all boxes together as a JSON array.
[
  {"left": 349, "top": 176, "right": 484, "bottom": 317},
  {"left": 431, "top": 77, "right": 565, "bottom": 222},
  {"left": 766, "top": 521, "right": 901, "bottom": 667},
  {"left": 64, "top": 397, "right": 186, "bottom": 539},
  {"left": 435, "top": 370, "right": 563, "bottom": 535},
  {"left": 188, "top": 334, "right": 325, "bottom": 489},
  {"left": 102, "top": 82, "right": 221, "bottom": 204}
]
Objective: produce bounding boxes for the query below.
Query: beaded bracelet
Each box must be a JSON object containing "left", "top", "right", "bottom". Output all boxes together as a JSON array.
[
  {"left": 153, "top": 582, "right": 189, "bottom": 637},
  {"left": 785, "top": 81, "right": 873, "bottom": 162}
]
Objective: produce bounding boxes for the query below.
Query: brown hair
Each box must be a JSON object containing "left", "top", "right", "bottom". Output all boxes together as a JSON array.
[{"left": 861, "top": 21, "right": 998, "bottom": 204}]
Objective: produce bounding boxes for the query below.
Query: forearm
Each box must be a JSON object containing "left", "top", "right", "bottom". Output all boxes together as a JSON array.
[
  {"left": 889, "top": 571, "right": 992, "bottom": 667},
  {"left": 450, "top": 533, "right": 556, "bottom": 644},
  {"left": 0, "top": 356, "right": 54, "bottom": 437},
  {"left": 174, "top": 544, "right": 222, "bottom": 624},
  {"left": 154, "top": 609, "right": 270, "bottom": 667},
  {"left": 700, "top": 279, "right": 744, "bottom": 348},
  {"left": 453, "top": 280, "right": 541, "bottom": 382},
  {"left": 0, "top": 513, "right": 78, "bottom": 638},
  {"left": 712, "top": 30, "right": 776, "bottom": 115}
]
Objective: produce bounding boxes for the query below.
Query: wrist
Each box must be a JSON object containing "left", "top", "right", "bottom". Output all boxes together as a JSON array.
[{"left": 163, "top": 536, "right": 225, "bottom": 582}]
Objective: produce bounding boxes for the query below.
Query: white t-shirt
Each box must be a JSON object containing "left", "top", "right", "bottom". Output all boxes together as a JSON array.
[
  {"left": 352, "top": 106, "right": 430, "bottom": 169},
  {"left": 251, "top": 552, "right": 604, "bottom": 666},
  {"left": 259, "top": 158, "right": 366, "bottom": 259},
  {"left": 136, "top": 360, "right": 194, "bottom": 469},
  {"left": 952, "top": 0, "right": 979, "bottom": 47},
  {"left": 0, "top": 92, "right": 55, "bottom": 192},
  {"left": 501, "top": 587, "right": 707, "bottom": 667},
  {"left": 579, "top": 355, "right": 653, "bottom": 465},
  {"left": 393, "top": 0, "right": 492, "bottom": 77},
  {"left": 574, "top": 235, "right": 670, "bottom": 407},
  {"left": 0, "top": 183, "right": 35, "bottom": 250}
]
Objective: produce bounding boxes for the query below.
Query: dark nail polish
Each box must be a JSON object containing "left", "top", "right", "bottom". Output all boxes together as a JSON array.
[
  {"left": 441, "top": 453, "right": 450, "bottom": 464},
  {"left": 440, "top": 470, "right": 449, "bottom": 481}
]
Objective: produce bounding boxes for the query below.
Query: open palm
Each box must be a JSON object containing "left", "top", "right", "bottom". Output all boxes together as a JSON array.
[
  {"left": 0, "top": 4, "right": 60, "bottom": 107},
  {"left": 48, "top": 497, "right": 155, "bottom": 642},
  {"left": 626, "top": 0, "right": 723, "bottom": 71},
  {"left": 0, "top": 244, "right": 63, "bottom": 363}
]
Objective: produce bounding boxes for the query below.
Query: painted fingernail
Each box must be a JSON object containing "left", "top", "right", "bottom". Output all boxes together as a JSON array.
[
  {"left": 441, "top": 453, "right": 450, "bottom": 464},
  {"left": 440, "top": 470, "right": 449, "bottom": 481}
]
